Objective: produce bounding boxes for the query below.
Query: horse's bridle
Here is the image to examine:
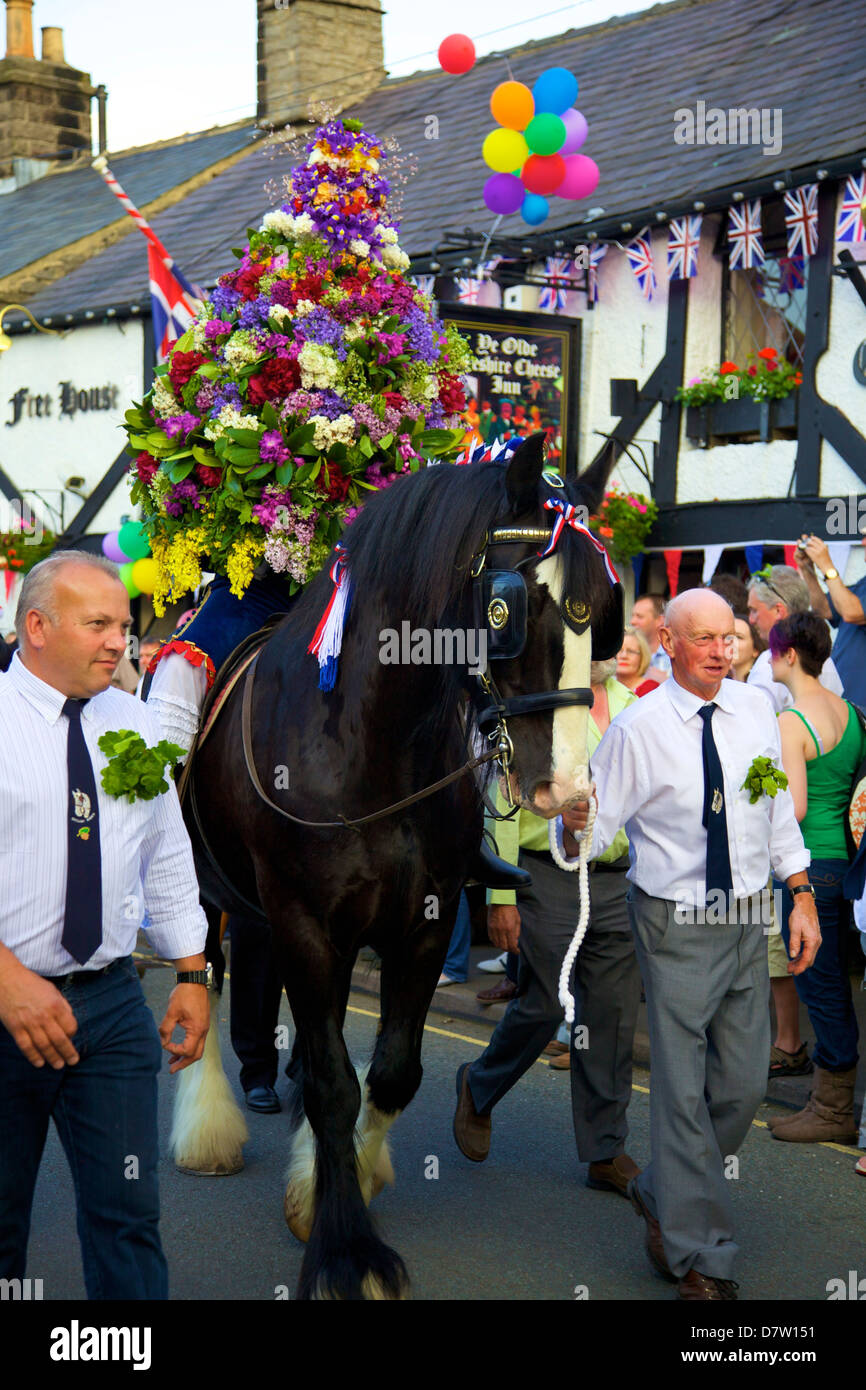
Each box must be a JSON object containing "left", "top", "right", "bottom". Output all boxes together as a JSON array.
[{"left": 236, "top": 519, "right": 595, "bottom": 830}]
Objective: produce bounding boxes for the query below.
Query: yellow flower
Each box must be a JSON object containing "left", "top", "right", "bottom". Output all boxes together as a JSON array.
[
  {"left": 151, "top": 530, "right": 204, "bottom": 617},
  {"left": 225, "top": 535, "right": 265, "bottom": 600}
]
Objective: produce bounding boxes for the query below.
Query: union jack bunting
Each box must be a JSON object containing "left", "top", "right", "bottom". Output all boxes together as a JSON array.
[
  {"left": 625, "top": 229, "right": 656, "bottom": 300},
  {"left": 539, "top": 497, "right": 620, "bottom": 587},
  {"left": 588, "top": 244, "right": 607, "bottom": 305},
  {"left": 667, "top": 215, "right": 702, "bottom": 280},
  {"left": 727, "top": 199, "right": 764, "bottom": 270},
  {"left": 454, "top": 438, "right": 521, "bottom": 467},
  {"left": 538, "top": 257, "right": 574, "bottom": 313},
  {"left": 411, "top": 274, "right": 437, "bottom": 298},
  {"left": 836, "top": 174, "right": 866, "bottom": 245},
  {"left": 784, "top": 185, "right": 818, "bottom": 257},
  {"left": 778, "top": 254, "right": 806, "bottom": 293},
  {"left": 456, "top": 277, "right": 481, "bottom": 304}
]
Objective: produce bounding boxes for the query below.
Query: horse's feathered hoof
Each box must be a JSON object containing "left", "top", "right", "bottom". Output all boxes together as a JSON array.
[
  {"left": 284, "top": 1182, "right": 314, "bottom": 1244},
  {"left": 176, "top": 1160, "right": 244, "bottom": 1176}
]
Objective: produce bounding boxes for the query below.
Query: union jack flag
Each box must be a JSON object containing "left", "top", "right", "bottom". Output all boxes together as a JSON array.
[
  {"left": 784, "top": 185, "right": 818, "bottom": 258},
  {"left": 588, "top": 244, "right": 607, "bottom": 305},
  {"left": 454, "top": 438, "right": 521, "bottom": 467},
  {"left": 667, "top": 215, "right": 702, "bottom": 280},
  {"left": 778, "top": 254, "right": 806, "bottom": 293},
  {"left": 538, "top": 257, "right": 574, "bottom": 313},
  {"left": 625, "top": 229, "right": 656, "bottom": 300},
  {"left": 457, "top": 277, "right": 481, "bottom": 304},
  {"left": 727, "top": 199, "right": 764, "bottom": 270},
  {"left": 149, "top": 245, "right": 201, "bottom": 362},
  {"left": 411, "top": 274, "right": 437, "bottom": 298},
  {"left": 836, "top": 173, "right": 866, "bottom": 245}
]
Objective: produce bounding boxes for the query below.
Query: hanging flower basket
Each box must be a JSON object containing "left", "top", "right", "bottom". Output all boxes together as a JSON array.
[
  {"left": 588, "top": 487, "right": 657, "bottom": 565},
  {"left": 122, "top": 118, "right": 472, "bottom": 615},
  {"left": 0, "top": 526, "right": 55, "bottom": 575}
]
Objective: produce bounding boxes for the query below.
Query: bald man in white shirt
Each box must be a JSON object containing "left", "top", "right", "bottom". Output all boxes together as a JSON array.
[
  {"left": 561, "top": 589, "right": 819, "bottom": 1301},
  {"left": 0, "top": 552, "right": 209, "bottom": 1299}
]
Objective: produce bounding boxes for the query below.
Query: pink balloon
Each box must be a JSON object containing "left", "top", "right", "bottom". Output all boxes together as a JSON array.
[
  {"left": 561, "top": 108, "right": 588, "bottom": 154},
  {"left": 556, "top": 153, "right": 600, "bottom": 201},
  {"left": 102, "top": 530, "right": 127, "bottom": 563}
]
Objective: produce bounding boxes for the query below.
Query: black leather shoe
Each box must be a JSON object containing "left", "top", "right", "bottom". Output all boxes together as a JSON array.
[
  {"left": 466, "top": 839, "right": 532, "bottom": 890},
  {"left": 246, "top": 1085, "right": 281, "bottom": 1113}
]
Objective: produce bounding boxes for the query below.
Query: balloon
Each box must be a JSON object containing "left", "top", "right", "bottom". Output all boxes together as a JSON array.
[
  {"left": 556, "top": 153, "right": 600, "bottom": 201},
  {"left": 561, "top": 108, "right": 589, "bottom": 154},
  {"left": 130, "top": 558, "right": 157, "bottom": 595},
  {"left": 438, "top": 33, "right": 475, "bottom": 74},
  {"left": 483, "top": 127, "right": 529, "bottom": 173},
  {"left": 102, "top": 530, "right": 127, "bottom": 564},
  {"left": 117, "top": 520, "right": 151, "bottom": 561},
  {"left": 521, "top": 194, "right": 549, "bottom": 226},
  {"left": 119, "top": 562, "right": 141, "bottom": 598},
  {"left": 525, "top": 113, "right": 567, "bottom": 155},
  {"left": 521, "top": 153, "right": 566, "bottom": 196},
  {"left": 532, "top": 66, "right": 579, "bottom": 115},
  {"left": 490, "top": 81, "right": 534, "bottom": 130},
  {"left": 483, "top": 173, "right": 525, "bottom": 216}
]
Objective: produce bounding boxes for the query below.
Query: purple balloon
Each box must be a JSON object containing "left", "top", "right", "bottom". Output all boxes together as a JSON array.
[
  {"left": 556, "top": 154, "right": 600, "bottom": 201},
  {"left": 484, "top": 172, "right": 525, "bottom": 215},
  {"left": 561, "top": 108, "right": 588, "bottom": 155},
  {"left": 102, "top": 530, "right": 127, "bottom": 563}
]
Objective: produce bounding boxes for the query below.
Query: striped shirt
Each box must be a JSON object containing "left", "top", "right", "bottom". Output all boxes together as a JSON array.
[{"left": 0, "top": 653, "right": 207, "bottom": 974}]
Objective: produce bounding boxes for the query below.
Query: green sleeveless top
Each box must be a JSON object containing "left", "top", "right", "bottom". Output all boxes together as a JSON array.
[{"left": 783, "top": 702, "right": 866, "bottom": 859}]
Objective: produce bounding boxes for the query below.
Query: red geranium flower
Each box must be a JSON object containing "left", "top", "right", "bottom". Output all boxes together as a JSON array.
[
  {"left": 747, "top": 365, "right": 757, "bottom": 376},
  {"left": 247, "top": 357, "right": 301, "bottom": 405},
  {"left": 235, "top": 263, "right": 267, "bottom": 301},
  {"left": 719, "top": 361, "right": 739, "bottom": 374},
  {"left": 168, "top": 351, "right": 210, "bottom": 392},
  {"left": 195, "top": 463, "right": 223, "bottom": 488},
  {"left": 316, "top": 465, "right": 352, "bottom": 503},
  {"left": 758, "top": 347, "right": 778, "bottom": 360},
  {"left": 383, "top": 391, "right": 407, "bottom": 412},
  {"left": 438, "top": 373, "right": 466, "bottom": 413},
  {"left": 135, "top": 451, "right": 160, "bottom": 485}
]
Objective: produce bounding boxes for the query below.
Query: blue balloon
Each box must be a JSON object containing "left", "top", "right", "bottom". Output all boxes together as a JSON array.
[
  {"left": 521, "top": 193, "right": 549, "bottom": 226},
  {"left": 532, "top": 66, "right": 579, "bottom": 115}
]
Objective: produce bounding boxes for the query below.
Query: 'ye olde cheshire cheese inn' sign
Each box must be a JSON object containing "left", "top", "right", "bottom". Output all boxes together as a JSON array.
[{"left": 5, "top": 381, "right": 121, "bottom": 427}]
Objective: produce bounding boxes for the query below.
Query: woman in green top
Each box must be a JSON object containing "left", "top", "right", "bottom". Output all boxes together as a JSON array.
[{"left": 769, "top": 611, "right": 865, "bottom": 1144}]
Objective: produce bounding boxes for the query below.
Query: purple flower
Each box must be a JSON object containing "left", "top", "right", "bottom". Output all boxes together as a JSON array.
[
  {"left": 210, "top": 286, "right": 241, "bottom": 317},
  {"left": 161, "top": 412, "right": 200, "bottom": 439},
  {"left": 164, "top": 479, "right": 202, "bottom": 516},
  {"left": 238, "top": 297, "right": 271, "bottom": 329},
  {"left": 205, "top": 319, "right": 233, "bottom": 339},
  {"left": 259, "top": 430, "right": 290, "bottom": 464},
  {"left": 195, "top": 380, "right": 216, "bottom": 411},
  {"left": 315, "top": 388, "right": 353, "bottom": 420},
  {"left": 296, "top": 307, "right": 347, "bottom": 359}
]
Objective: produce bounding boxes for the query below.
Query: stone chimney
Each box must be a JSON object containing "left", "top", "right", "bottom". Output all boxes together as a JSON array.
[
  {"left": 257, "top": 0, "right": 385, "bottom": 128},
  {"left": 0, "top": 0, "right": 95, "bottom": 177}
]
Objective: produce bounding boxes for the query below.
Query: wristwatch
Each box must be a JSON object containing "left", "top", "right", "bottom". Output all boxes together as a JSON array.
[
  {"left": 823, "top": 567, "right": 839, "bottom": 581},
  {"left": 790, "top": 884, "right": 816, "bottom": 900},
  {"left": 175, "top": 968, "right": 210, "bottom": 986}
]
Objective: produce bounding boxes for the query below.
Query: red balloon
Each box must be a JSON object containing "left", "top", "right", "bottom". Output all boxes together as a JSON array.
[
  {"left": 438, "top": 33, "right": 476, "bottom": 75},
  {"left": 521, "top": 153, "right": 566, "bottom": 196}
]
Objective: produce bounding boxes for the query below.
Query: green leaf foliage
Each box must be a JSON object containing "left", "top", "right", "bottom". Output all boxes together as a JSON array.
[{"left": 98, "top": 730, "right": 186, "bottom": 803}]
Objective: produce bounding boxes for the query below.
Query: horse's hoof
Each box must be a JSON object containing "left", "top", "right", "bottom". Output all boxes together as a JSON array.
[
  {"left": 176, "top": 1159, "right": 244, "bottom": 1176},
  {"left": 371, "top": 1173, "right": 385, "bottom": 1200},
  {"left": 284, "top": 1183, "right": 313, "bottom": 1244}
]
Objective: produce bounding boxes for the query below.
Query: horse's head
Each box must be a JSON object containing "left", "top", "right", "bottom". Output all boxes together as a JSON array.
[{"left": 472, "top": 433, "right": 624, "bottom": 817}]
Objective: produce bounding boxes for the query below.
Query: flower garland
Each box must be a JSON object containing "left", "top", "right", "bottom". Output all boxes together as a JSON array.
[
  {"left": 676, "top": 347, "right": 802, "bottom": 408},
  {"left": 123, "top": 118, "right": 472, "bottom": 615},
  {"left": 0, "top": 526, "right": 55, "bottom": 575},
  {"left": 588, "top": 487, "right": 657, "bottom": 565}
]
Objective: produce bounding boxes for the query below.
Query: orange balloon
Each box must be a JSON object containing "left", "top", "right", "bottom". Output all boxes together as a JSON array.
[{"left": 490, "top": 81, "right": 535, "bottom": 132}]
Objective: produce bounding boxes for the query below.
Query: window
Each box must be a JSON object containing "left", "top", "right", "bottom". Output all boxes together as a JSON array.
[{"left": 723, "top": 200, "right": 808, "bottom": 367}]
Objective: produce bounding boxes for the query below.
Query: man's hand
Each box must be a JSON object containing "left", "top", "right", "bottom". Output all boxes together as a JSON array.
[
  {"left": 787, "top": 896, "right": 821, "bottom": 975},
  {"left": 487, "top": 904, "right": 520, "bottom": 954},
  {"left": 799, "top": 534, "right": 832, "bottom": 575},
  {"left": 158, "top": 985, "right": 210, "bottom": 1073},
  {"left": 0, "top": 950, "right": 79, "bottom": 1068},
  {"left": 561, "top": 800, "right": 591, "bottom": 835}
]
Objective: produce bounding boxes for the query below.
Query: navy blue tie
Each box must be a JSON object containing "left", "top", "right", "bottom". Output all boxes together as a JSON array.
[
  {"left": 62, "top": 699, "right": 103, "bottom": 965},
  {"left": 698, "top": 704, "right": 733, "bottom": 899}
]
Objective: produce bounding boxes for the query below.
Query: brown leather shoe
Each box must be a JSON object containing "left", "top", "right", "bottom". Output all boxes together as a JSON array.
[
  {"left": 453, "top": 1063, "right": 491, "bottom": 1162},
  {"left": 543, "top": 1040, "right": 569, "bottom": 1056},
  {"left": 627, "top": 1177, "right": 675, "bottom": 1280},
  {"left": 587, "top": 1153, "right": 640, "bottom": 1197},
  {"left": 677, "top": 1269, "right": 739, "bottom": 1300},
  {"left": 549, "top": 1051, "right": 571, "bottom": 1069},
  {"left": 476, "top": 978, "right": 518, "bottom": 1004}
]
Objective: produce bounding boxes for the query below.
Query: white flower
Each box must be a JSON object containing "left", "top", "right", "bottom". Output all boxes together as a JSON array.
[
  {"left": 308, "top": 414, "right": 357, "bottom": 450},
  {"left": 344, "top": 322, "right": 367, "bottom": 342},
  {"left": 292, "top": 299, "right": 317, "bottom": 318},
  {"left": 377, "top": 225, "right": 399, "bottom": 245},
  {"left": 151, "top": 376, "right": 179, "bottom": 419},
  {"left": 261, "top": 209, "right": 294, "bottom": 236},
  {"left": 223, "top": 333, "right": 260, "bottom": 367},
  {"left": 382, "top": 244, "right": 410, "bottom": 270},
  {"left": 350, "top": 238, "right": 370, "bottom": 257},
  {"left": 298, "top": 341, "right": 339, "bottom": 391},
  {"left": 267, "top": 303, "right": 292, "bottom": 324}
]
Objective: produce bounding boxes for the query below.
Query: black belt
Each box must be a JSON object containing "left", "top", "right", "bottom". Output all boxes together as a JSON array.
[
  {"left": 519, "top": 848, "right": 629, "bottom": 873},
  {"left": 41, "top": 956, "right": 130, "bottom": 990}
]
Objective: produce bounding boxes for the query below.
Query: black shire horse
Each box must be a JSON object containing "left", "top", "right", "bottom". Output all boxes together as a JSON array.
[{"left": 172, "top": 432, "right": 623, "bottom": 1299}]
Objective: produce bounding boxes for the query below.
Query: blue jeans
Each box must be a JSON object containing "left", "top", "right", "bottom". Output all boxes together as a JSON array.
[
  {"left": 443, "top": 892, "right": 471, "bottom": 982},
  {"left": 0, "top": 956, "right": 167, "bottom": 1299},
  {"left": 775, "top": 860, "right": 860, "bottom": 1072}
]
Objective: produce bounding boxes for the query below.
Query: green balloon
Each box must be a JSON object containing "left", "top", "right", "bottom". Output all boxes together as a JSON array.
[
  {"left": 119, "top": 561, "right": 141, "bottom": 598},
  {"left": 525, "top": 113, "right": 567, "bottom": 156},
  {"left": 118, "top": 520, "right": 151, "bottom": 561}
]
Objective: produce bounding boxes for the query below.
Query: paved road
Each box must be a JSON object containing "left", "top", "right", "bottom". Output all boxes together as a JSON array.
[{"left": 24, "top": 965, "right": 865, "bottom": 1302}]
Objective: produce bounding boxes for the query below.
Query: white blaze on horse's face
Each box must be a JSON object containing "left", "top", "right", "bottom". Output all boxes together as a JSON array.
[{"left": 528, "top": 555, "right": 593, "bottom": 816}]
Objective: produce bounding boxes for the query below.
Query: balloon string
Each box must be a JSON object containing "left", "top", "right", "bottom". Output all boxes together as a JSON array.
[{"left": 478, "top": 217, "right": 503, "bottom": 275}]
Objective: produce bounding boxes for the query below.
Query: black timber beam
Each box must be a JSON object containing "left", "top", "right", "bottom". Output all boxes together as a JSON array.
[
  {"left": 649, "top": 497, "right": 843, "bottom": 548},
  {"left": 0, "top": 462, "right": 24, "bottom": 506},
  {"left": 797, "top": 184, "right": 839, "bottom": 495}
]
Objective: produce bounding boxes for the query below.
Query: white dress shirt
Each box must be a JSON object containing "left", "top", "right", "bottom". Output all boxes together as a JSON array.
[
  {"left": 146, "top": 653, "right": 207, "bottom": 757},
  {"left": 0, "top": 653, "right": 207, "bottom": 974},
  {"left": 747, "top": 647, "right": 843, "bottom": 713},
  {"left": 556, "top": 675, "right": 809, "bottom": 908}
]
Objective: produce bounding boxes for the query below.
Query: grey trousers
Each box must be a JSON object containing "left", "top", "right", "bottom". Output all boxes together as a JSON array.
[
  {"left": 628, "top": 885, "right": 770, "bottom": 1281},
  {"left": 467, "top": 853, "right": 640, "bottom": 1162}
]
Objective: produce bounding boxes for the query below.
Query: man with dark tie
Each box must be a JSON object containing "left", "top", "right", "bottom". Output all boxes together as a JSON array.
[
  {"left": 0, "top": 551, "right": 210, "bottom": 1299},
  {"left": 560, "top": 589, "right": 820, "bottom": 1301}
]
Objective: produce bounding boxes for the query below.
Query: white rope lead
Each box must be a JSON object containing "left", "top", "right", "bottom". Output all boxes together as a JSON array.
[{"left": 549, "top": 796, "right": 597, "bottom": 1025}]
